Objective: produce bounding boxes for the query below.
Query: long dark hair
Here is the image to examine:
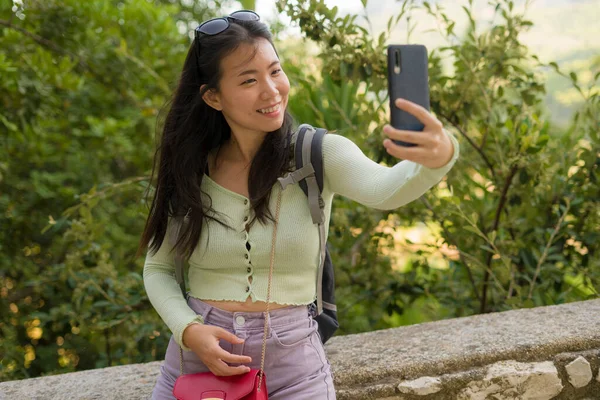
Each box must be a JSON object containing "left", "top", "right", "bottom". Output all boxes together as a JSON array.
[{"left": 136, "top": 18, "right": 294, "bottom": 260}]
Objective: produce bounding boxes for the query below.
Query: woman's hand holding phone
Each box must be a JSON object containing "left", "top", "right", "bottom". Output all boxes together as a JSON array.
[{"left": 383, "top": 98, "right": 454, "bottom": 169}]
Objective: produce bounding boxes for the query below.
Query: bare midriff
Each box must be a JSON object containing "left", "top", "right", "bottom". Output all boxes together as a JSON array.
[{"left": 201, "top": 296, "right": 297, "bottom": 313}]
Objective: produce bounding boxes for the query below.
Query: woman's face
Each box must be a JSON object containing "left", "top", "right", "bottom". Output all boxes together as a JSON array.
[{"left": 207, "top": 37, "right": 290, "bottom": 136}]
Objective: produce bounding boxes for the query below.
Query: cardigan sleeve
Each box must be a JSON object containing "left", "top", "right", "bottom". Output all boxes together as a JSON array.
[
  {"left": 143, "top": 217, "right": 205, "bottom": 351},
  {"left": 322, "top": 129, "right": 459, "bottom": 209}
]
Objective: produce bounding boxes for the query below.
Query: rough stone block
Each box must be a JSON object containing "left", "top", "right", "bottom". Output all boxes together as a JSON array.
[
  {"left": 565, "top": 356, "right": 592, "bottom": 388},
  {"left": 457, "top": 360, "right": 563, "bottom": 400},
  {"left": 397, "top": 376, "right": 442, "bottom": 395}
]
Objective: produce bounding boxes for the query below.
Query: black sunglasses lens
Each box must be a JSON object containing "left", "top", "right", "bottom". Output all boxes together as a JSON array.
[
  {"left": 229, "top": 10, "right": 260, "bottom": 21},
  {"left": 198, "top": 18, "right": 229, "bottom": 35},
  {"left": 195, "top": 11, "right": 259, "bottom": 38}
]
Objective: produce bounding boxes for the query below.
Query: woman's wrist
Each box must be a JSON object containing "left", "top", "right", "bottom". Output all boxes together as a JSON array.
[{"left": 182, "top": 321, "right": 204, "bottom": 348}]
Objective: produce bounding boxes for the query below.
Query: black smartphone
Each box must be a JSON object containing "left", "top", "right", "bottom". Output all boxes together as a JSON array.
[{"left": 387, "top": 44, "right": 430, "bottom": 147}]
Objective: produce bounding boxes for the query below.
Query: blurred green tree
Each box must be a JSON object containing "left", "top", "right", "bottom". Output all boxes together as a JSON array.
[{"left": 0, "top": 0, "right": 234, "bottom": 381}]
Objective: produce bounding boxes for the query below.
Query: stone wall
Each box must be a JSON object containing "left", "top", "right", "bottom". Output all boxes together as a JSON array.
[{"left": 1, "top": 299, "right": 599, "bottom": 399}]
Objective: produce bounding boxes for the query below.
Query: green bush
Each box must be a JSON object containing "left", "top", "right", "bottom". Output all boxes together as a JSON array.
[
  {"left": 279, "top": 0, "right": 599, "bottom": 329},
  {"left": 0, "top": 0, "right": 234, "bottom": 380}
]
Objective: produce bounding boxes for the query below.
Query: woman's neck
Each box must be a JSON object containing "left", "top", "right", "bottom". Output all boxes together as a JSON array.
[{"left": 219, "top": 131, "right": 266, "bottom": 165}]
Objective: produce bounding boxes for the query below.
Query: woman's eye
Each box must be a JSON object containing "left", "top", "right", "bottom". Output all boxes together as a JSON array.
[{"left": 241, "top": 70, "right": 281, "bottom": 85}]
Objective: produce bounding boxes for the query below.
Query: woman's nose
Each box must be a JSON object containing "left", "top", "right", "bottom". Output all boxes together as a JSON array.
[{"left": 261, "top": 79, "right": 279, "bottom": 99}]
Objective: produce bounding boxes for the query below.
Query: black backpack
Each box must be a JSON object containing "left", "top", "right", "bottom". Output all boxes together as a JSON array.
[{"left": 172, "top": 124, "right": 339, "bottom": 344}]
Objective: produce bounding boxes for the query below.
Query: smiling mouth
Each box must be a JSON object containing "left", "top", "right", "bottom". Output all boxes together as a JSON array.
[{"left": 257, "top": 103, "right": 281, "bottom": 114}]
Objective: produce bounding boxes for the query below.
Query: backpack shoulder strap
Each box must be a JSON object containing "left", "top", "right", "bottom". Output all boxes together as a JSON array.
[
  {"left": 278, "top": 124, "right": 326, "bottom": 224},
  {"left": 278, "top": 124, "right": 328, "bottom": 315},
  {"left": 295, "top": 124, "right": 326, "bottom": 196}
]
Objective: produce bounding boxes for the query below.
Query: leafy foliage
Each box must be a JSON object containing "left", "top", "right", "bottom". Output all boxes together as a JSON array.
[
  {"left": 0, "top": 0, "right": 234, "bottom": 381},
  {"left": 277, "top": 0, "right": 599, "bottom": 327}
]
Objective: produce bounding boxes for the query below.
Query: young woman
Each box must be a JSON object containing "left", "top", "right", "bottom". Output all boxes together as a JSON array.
[{"left": 138, "top": 10, "right": 459, "bottom": 400}]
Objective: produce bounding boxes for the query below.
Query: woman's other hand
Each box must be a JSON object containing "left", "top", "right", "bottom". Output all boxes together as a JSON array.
[
  {"left": 383, "top": 98, "right": 454, "bottom": 169},
  {"left": 182, "top": 323, "right": 252, "bottom": 376}
]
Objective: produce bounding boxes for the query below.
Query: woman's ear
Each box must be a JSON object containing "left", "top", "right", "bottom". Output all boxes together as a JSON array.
[{"left": 201, "top": 84, "right": 222, "bottom": 111}]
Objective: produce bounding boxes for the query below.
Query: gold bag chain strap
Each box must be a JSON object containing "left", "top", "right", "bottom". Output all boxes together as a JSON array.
[{"left": 178, "top": 188, "right": 283, "bottom": 393}]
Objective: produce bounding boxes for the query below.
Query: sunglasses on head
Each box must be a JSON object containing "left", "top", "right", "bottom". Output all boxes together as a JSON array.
[{"left": 194, "top": 10, "right": 260, "bottom": 41}]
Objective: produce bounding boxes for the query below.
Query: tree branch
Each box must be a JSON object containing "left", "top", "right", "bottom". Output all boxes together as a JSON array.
[
  {"left": 480, "top": 164, "right": 519, "bottom": 313},
  {"left": 0, "top": 19, "right": 146, "bottom": 109},
  {"left": 421, "top": 197, "right": 481, "bottom": 302},
  {"left": 528, "top": 199, "right": 570, "bottom": 299},
  {"left": 437, "top": 111, "right": 497, "bottom": 182},
  {"left": 0, "top": 19, "right": 92, "bottom": 71}
]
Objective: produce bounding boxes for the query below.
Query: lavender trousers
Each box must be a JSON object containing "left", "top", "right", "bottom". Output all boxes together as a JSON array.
[{"left": 151, "top": 296, "right": 336, "bottom": 399}]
